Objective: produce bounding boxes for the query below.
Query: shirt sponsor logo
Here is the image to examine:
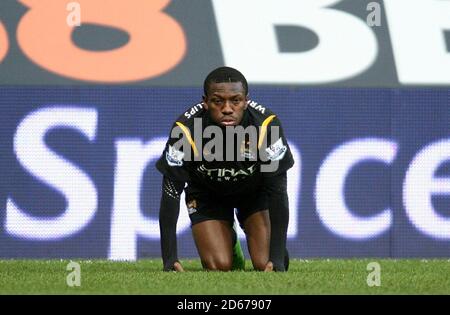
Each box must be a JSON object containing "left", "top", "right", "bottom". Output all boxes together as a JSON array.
[{"left": 197, "top": 163, "right": 257, "bottom": 182}]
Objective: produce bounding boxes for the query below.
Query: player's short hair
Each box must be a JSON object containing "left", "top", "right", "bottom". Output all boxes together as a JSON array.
[{"left": 203, "top": 66, "right": 248, "bottom": 96}]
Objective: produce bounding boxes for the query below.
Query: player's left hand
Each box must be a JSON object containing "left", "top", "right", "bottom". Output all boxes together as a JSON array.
[
  {"left": 173, "top": 261, "right": 185, "bottom": 272},
  {"left": 264, "top": 261, "right": 274, "bottom": 272}
]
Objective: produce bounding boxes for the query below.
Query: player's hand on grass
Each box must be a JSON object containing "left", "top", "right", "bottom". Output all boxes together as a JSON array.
[
  {"left": 264, "top": 261, "right": 274, "bottom": 272},
  {"left": 163, "top": 260, "right": 184, "bottom": 272},
  {"left": 173, "top": 261, "right": 184, "bottom": 272}
]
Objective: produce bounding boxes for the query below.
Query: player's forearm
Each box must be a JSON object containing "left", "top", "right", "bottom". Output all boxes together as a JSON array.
[
  {"left": 159, "top": 210, "right": 179, "bottom": 270},
  {"left": 159, "top": 176, "right": 184, "bottom": 271},
  {"left": 264, "top": 172, "right": 289, "bottom": 271}
]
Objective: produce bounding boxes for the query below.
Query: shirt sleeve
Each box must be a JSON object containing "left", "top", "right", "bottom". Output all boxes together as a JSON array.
[
  {"left": 263, "top": 172, "right": 289, "bottom": 272},
  {"left": 259, "top": 116, "right": 295, "bottom": 177},
  {"left": 159, "top": 175, "right": 185, "bottom": 271}
]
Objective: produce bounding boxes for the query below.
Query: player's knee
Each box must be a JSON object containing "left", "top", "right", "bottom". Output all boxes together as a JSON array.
[{"left": 203, "top": 257, "right": 232, "bottom": 271}]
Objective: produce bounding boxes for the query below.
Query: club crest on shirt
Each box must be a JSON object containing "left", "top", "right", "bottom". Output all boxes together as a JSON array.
[
  {"left": 240, "top": 139, "right": 256, "bottom": 160},
  {"left": 265, "top": 138, "right": 287, "bottom": 161},
  {"left": 166, "top": 145, "right": 185, "bottom": 166}
]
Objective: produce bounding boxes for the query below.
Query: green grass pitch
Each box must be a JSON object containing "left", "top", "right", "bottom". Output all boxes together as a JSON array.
[{"left": 0, "top": 259, "right": 449, "bottom": 294}]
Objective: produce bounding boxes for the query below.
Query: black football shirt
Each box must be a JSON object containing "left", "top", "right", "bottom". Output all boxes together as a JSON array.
[{"left": 156, "top": 100, "right": 294, "bottom": 196}]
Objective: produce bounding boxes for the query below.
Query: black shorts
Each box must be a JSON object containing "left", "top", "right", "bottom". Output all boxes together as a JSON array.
[{"left": 184, "top": 184, "right": 268, "bottom": 227}]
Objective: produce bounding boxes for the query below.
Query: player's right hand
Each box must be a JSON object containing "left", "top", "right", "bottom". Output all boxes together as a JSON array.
[{"left": 163, "top": 260, "right": 184, "bottom": 272}]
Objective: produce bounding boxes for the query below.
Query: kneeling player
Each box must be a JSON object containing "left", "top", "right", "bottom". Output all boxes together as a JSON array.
[{"left": 157, "top": 67, "right": 293, "bottom": 272}]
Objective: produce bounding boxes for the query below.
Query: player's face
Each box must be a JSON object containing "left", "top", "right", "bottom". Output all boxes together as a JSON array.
[{"left": 203, "top": 82, "right": 248, "bottom": 127}]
